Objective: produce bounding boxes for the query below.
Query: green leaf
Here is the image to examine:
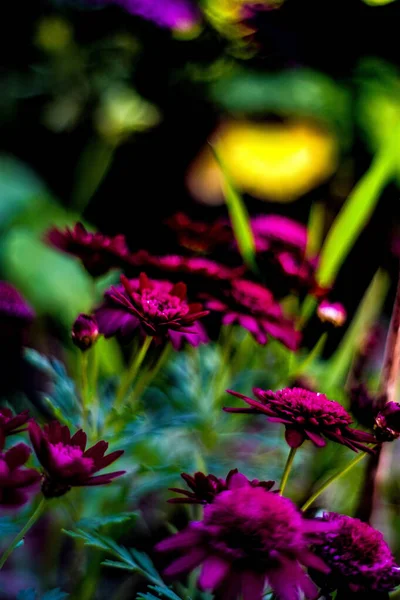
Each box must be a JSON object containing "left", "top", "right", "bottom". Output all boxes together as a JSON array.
[
  {"left": 211, "top": 68, "right": 351, "bottom": 142},
  {"left": 0, "top": 155, "right": 49, "bottom": 229},
  {"left": 17, "top": 590, "right": 37, "bottom": 600},
  {"left": 24, "top": 348, "right": 79, "bottom": 424},
  {"left": 1, "top": 229, "right": 93, "bottom": 327},
  {"left": 210, "top": 145, "right": 257, "bottom": 271},
  {"left": 136, "top": 586, "right": 183, "bottom": 600},
  {"left": 317, "top": 144, "right": 397, "bottom": 287},
  {"left": 62, "top": 528, "right": 164, "bottom": 587},
  {"left": 326, "top": 269, "right": 390, "bottom": 389},
  {"left": 77, "top": 512, "right": 137, "bottom": 531}
]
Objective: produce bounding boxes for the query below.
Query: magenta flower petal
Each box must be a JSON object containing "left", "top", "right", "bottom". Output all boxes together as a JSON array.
[
  {"left": 158, "top": 474, "right": 332, "bottom": 600},
  {"left": 29, "top": 421, "right": 124, "bottom": 498},
  {"left": 225, "top": 387, "right": 376, "bottom": 452}
]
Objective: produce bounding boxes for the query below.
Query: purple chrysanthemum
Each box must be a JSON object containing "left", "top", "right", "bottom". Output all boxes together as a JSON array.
[
  {"left": 0, "top": 408, "right": 30, "bottom": 449},
  {"left": 202, "top": 279, "right": 301, "bottom": 349},
  {"left": 71, "top": 314, "right": 99, "bottom": 351},
  {"left": 224, "top": 387, "right": 376, "bottom": 451},
  {"left": 95, "top": 272, "right": 209, "bottom": 350},
  {"left": 157, "top": 471, "right": 332, "bottom": 600},
  {"left": 168, "top": 469, "right": 274, "bottom": 505},
  {"left": 0, "top": 443, "right": 41, "bottom": 508},
  {"left": 46, "top": 223, "right": 130, "bottom": 277},
  {"left": 312, "top": 513, "right": 400, "bottom": 598},
  {"left": 29, "top": 421, "right": 125, "bottom": 498}
]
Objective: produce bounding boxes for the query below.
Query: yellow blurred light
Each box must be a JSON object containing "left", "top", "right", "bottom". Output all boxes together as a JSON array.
[
  {"left": 204, "top": 0, "right": 283, "bottom": 41},
  {"left": 35, "top": 16, "right": 73, "bottom": 52},
  {"left": 187, "top": 120, "right": 338, "bottom": 204}
]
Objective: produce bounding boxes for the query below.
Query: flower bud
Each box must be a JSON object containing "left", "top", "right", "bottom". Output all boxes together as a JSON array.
[
  {"left": 374, "top": 401, "right": 400, "bottom": 442},
  {"left": 71, "top": 314, "right": 99, "bottom": 351},
  {"left": 317, "top": 300, "right": 347, "bottom": 327}
]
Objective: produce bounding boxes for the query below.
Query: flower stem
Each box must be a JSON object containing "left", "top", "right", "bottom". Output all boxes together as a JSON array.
[
  {"left": 0, "top": 497, "right": 47, "bottom": 569},
  {"left": 132, "top": 343, "right": 172, "bottom": 402},
  {"left": 279, "top": 447, "right": 297, "bottom": 496},
  {"left": 80, "top": 351, "right": 89, "bottom": 425},
  {"left": 114, "top": 336, "right": 152, "bottom": 411},
  {"left": 301, "top": 451, "right": 369, "bottom": 512}
]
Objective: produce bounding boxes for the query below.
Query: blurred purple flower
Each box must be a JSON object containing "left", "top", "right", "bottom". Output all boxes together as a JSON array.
[
  {"left": 168, "top": 469, "right": 274, "bottom": 505},
  {"left": 157, "top": 471, "right": 332, "bottom": 600},
  {"left": 29, "top": 421, "right": 125, "bottom": 498},
  {"left": 71, "top": 314, "right": 99, "bottom": 351},
  {"left": 312, "top": 512, "right": 400, "bottom": 598},
  {"left": 225, "top": 387, "right": 376, "bottom": 452},
  {"left": 46, "top": 223, "right": 130, "bottom": 277},
  {"left": 374, "top": 401, "right": 400, "bottom": 442},
  {"left": 0, "top": 282, "right": 35, "bottom": 323},
  {"left": 95, "top": 272, "right": 209, "bottom": 350},
  {"left": 202, "top": 279, "right": 300, "bottom": 349},
  {"left": 166, "top": 212, "right": 233, "bottom": 254},
  {"left": 0, "top": 443, "right": 41, "bottom": 508},
  {"left": 0, "top": 408, "right": 30, "bottom": 449},
  {"left": 89, "top": 0, "right": 200, "bottom": 30}
]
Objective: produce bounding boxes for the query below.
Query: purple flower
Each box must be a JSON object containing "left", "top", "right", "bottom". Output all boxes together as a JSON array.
[
  {"left": 157, "top": 471, "right": 332, "bottom": 600},
  {"left": 29, "top": 421, "right": 125, "bottom": 498},
  {"left": 202, "top": 279, "right": 301, "bottom": 349},
  {"left": 0, "top": 408, "right": 30, "bottom": 449},
  {"left": 0, "top": 282, "right": 35, "bottom": 323},
  {"left": 96, "top": 0, "right": 200, "bottom": 30},
  {"left": 374, "top": 401, "right": 400, "bottom": 442},
  {"left": 0, "top": 443, "right": 41, "bottom": 508},
  {"left": 166, "top": 212, "right": 233, "bottom": 255},
  {"left": 71, "top": 314, "right": 99, "bottom": 351},
  {"left": 249, "top": 215, "right": 326, "bottom": 298},
  {"left": 224, "top": 387, "right": 376, "bottom": 451},
  {"left": 168, "top": 469, "right": 274, "bottom": 505},
  {"left": 46, "top": 223, "right": 130, "bottom": 277},
  {"left": 317, "top": 300, "right": 347, "bottom": 327},
  {"left": 95, "top": 273, "right": 209, "bottom": 350},
  {"left": 312, "top": 513, "right": 400, "bottom": 598}
]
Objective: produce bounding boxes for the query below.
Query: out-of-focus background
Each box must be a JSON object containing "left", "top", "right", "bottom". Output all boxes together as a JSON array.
[{"left": 3, "top": 0, "right": 400, "bottom": 338}]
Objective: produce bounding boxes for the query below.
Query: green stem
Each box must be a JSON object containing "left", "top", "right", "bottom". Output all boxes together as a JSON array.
[
  {"left": 132, "top": 343, "right": 172, "bottom": 401},
  {"left": 89, "top": 343, "right": 100, "bottom": 437},
  {"left": 114, "top": 336, "right": 153, "bottom": 411},
  {"left": 279, "top": 447, "right": 297, "bottom": 496},
  {"left": 0, "top": 497, "right": 47, "bottom": 569},
  {"left": 80, "top": 352, "right": 89, "bottom": 425},
  {"left": 301, "top": 451, "right": 369, "bottom": 511}
]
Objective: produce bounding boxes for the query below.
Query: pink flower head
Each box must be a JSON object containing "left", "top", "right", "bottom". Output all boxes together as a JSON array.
[
  {"left": 46, "top": 223, "right": 130, "bottom": 277},
  {"left": 129, "top": 252, "right": 244, "bottom": 288},
  {"left": 71, "top": 314, "right": 99, "bottom": 351},
  {"left": 168, "top": 469, "right": 274, "bottom": 505},
  {"left": 166, "top": 213, "right": 233, "bottom": 255},
  {"left": 0, "top": 443, "right": 41, "bottom": 508},
  {"left": 0, "top": 282, "right": 35, "bottom": 323},
  {"left": 251, "top": 215, "right": 308, "bottom": 254},
  {"left": 157, "top": 471, "right": 333, "bottom": 600},
  {"left": 95, "top": 273, "right": 209, "bottom": 350},
  {"left": 312, "top": 513, "right": 400, "bottom": 597},
  {"left": 225, "top": 387, "right": 376, "bottom": 452},
  {"left": 202, "top": 279, "right": 301, "bottom": 349},
  {"left": 317, "top": 300, "right": 347, "bottom": 327},
  {"left": 248, "top": 215, "right": 324, "bottom": 298},
  {"left": 0, "top": 408, "right": 30, "bottom": 449},
  {"left": 29, "top": 421, "right": 125, "bottom": 498}
]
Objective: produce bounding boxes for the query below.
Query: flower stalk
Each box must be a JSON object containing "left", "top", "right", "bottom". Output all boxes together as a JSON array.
[
  {"left": 279, "top": 447, "right": 297, "bottom": 496},
  {"left": 0, "top": 497, "right": 47, "bottom": 569},
  {"left": 114, "top": 336, "right": 153, "bottom": 411}
]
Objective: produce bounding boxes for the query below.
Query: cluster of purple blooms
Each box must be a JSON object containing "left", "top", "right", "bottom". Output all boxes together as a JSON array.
[{"left": 1, "top": 209, "right": 399, "bottom": 600}]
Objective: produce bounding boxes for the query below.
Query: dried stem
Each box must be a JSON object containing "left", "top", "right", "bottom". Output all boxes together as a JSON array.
[{"left": 356, "top": 266, "right": 400, "bottom": 522}]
